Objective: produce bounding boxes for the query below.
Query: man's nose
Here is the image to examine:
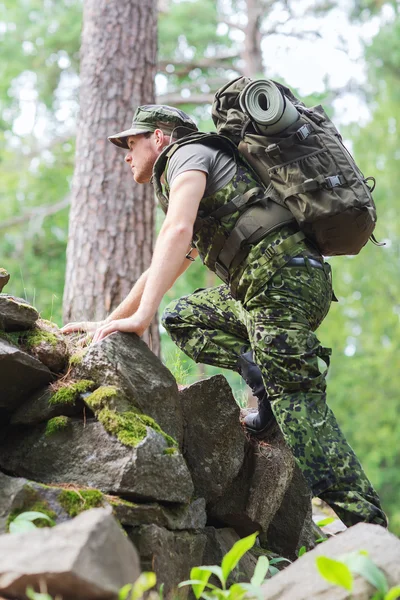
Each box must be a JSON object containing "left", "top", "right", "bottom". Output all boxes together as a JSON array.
[{"left": 125, "top": 152, "right": 132, "bottom": 163}]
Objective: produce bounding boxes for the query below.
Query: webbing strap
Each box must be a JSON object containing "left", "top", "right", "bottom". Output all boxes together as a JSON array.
[
  {"left": 283, "top": 174, "right": 346, "bottom": 200},
  {"left": 257, "top": 231, "right": 306, "bottom": 266},
  {"left": 246, "top": 122, "right": 314, "bottom": 157},
  {"left": 208, "top": 187, "right": 264, "bottom": 220}
]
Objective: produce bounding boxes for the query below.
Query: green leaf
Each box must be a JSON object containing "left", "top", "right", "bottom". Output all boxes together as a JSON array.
[
  {"left": 316, "top": 517, "right": 336, "bottom": 527},
  {"left": 235, "top": 582, "right": 264, "bottom": 600},
  {"left": 315, "top": 556, "right": 354, "bottom": 591},
  {"left": 118, "top": 584, "right": 133, "bottom": 600},
  {"left": 341, "top": 552, "right": 388, "bottom": 594},
  {"left": 13, "top": 511, "right": 54, "bottom": 523},
  {"left": 315, "top": 537, "right": 327, "bottom": 544},
  {"left": 9, "top": 519, "right": 37, "bottom": 534},
  {"left": 268, "top": 566, "right": 279, "bottom": 576},
  {"left": 251, "top": 556, "right": 269, "bottom": 586},
  {"left": 385, "top": 586, "right": 400, "bottom": 600},
  {"left": 26, "top": 588, "right": 54, "bottom": 600},
  {"left": 297, "top": 546, "right": 307, "bottom": 557},
  {"left": 228, "top": 583, "right": 247, "bottom": 600},
  {"left": 269, "top": 557, "right": 292, "bottom": 566},
  {"left": 130, "top": 572, "right": 157, "bottom": 600},
  {"left": 180, "top": 566, "right": 221, "bottom": 599},
  {"left": 221, "top": 532, "right": 258, "bottom": 583}
]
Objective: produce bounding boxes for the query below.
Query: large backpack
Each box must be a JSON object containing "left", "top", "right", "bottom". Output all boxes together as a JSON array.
[{"left": 212, "top": 76, "right": 379, "bottom": 256}]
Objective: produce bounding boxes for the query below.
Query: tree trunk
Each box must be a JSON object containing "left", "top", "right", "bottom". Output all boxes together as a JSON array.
[
  {"left": 243, "top": 0, "right": 264, "bottom": 78},
  {"left": 63, "top": 0, "right": 160, "bottom": 355}
]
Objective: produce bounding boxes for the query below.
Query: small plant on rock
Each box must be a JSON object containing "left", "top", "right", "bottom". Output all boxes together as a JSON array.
[
  {"left": 179, "top": 531, "right": 273, "bottom": 600},
  {"left": 119, "top": 572, "right": 157, "bottom": 600},
  {"left": 9, "top": 510, "right": 55, "bottom": 534}
]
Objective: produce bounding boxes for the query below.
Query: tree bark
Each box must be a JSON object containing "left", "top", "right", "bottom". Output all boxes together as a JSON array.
[{"left": 63, "top": 0, "right": 160, "bottom": 355}]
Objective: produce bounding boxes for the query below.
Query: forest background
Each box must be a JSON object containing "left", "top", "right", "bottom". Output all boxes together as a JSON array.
[{"left": 1, "top": 0, "right": 400, "bottom": 533}]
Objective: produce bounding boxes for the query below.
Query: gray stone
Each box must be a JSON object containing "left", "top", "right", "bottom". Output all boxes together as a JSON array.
[
  {"left": 0, "top": 339, "right": 53, "bottom": 411},
  {"left": 203, "top": 527, "right": 258, "bottom": 585},
  {"left": 261, "top": 523, "right": 400, "bottom": 600},
  {"left": 264, "top": 464, "right": 315, "bottom": 560},
  {"left": 73, "top": 332, "right": 183, "bottom": 445},
  {"left": 0, "top": 420, "right": 193, "bottom": 503},
  {"left": 10, "top": 386, "right": 84, "bottom": 425},
  {"left": 0, "top": 271, "right": 10, "bottom": 294},
  {"left": 27, "top": 319, "right": 69, "bottom": 374},
  {"left": 179, "top": 375, "right": 245, "bottom": 503},
  {"left": 111, "top": 497, "right": 207, "bottom": 530},
  {"left": 208, "top": 424, "right": 314, "bottom": 560},
  {"left": 0, "top": 507, "right": 140, "bottom": 600},
  {"left": 0, "top": 472, "right": 108, "bottom": 533},
  {"left": 128, "top": 524, "right": 207, "bottom": 600},
  {"left": 0, "top": 295, "right": 38, "bottom": 331}
]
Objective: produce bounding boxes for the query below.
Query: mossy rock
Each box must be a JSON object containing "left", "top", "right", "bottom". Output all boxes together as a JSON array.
[
  {"left": 45, "top": 416, "right": 72, "bottom": 437},
  {"left": 49, "top": 380, "right": 96, "bottom": 407},
  {"left": 57, "top": 488, "right": 105, "bottom": 517}
]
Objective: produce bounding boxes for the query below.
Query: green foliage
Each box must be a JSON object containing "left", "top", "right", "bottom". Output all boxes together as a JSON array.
[
  {"left": 58, "top": 489, "right": 104, "bottom": 517},
  {"left": 316, "top": 550, "right": 400, "bottom": 599},
  {"left": 119, "top": 572, "right": 157, "bottom": 600},
  {"left": 26, "top": 586, "right": 61, "bottom": 600},
  {"left": 44, "top": 415, "right": 70, "bottom": 437},
  {"left": 9, "top": 510, "right": 55, "bottom": 534},
  {"left": 179, "top": 531, "right": 276, "bottom": 600},
  {"left": 84, "top": 385, "right": 119, "bottom": 409}
]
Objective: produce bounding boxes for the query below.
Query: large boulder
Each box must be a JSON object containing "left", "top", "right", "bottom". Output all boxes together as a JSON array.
[
  {"left": 0, "top": 339, "right": 53, "bottom": 412},
  {"left": 0, "top": 420, "right": 194, "bottom": 503},
  {"left": 208, "top": 424, "right": 314, "bottom": 558},
  {"left": 73, "top": 333, "right": 183, "bottom": 445},
  {"left": 179, "top": 375, "right": 245, "bottom": 504},
  {"left": 261, "top": 523, "right": 400, "bottom": 600},
  {"left": 128, "top": 524, "right": 207, "bottom": 600},
  {"left": 24, "top": 319, "right": 69, "bottom": 374},
  {"left": 0, "top": 508, "right": 141, "bottom": 600},
  {"left": 0, "top": 295, "right": 38, "bottom": 331}
]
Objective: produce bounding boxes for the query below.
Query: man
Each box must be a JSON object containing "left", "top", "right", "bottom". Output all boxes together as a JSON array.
[{"left": 62, "top": 104, "right": 387, "bottom": 529}]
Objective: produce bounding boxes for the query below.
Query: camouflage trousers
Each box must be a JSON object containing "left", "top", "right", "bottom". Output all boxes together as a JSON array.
[{"left": 162, "top": 261, "right": 387, "bottom": 528}]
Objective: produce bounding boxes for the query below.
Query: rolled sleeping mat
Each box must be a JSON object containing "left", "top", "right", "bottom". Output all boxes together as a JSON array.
[{"left": 239, "top": 79, "right": 299, "bottom": 135}]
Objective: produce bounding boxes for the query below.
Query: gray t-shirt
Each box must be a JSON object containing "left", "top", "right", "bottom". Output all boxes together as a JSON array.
[{"left": 166, "top": 143, "right": 237, "bottom": 196}]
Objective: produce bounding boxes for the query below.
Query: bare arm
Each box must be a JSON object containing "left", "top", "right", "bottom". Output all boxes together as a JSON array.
[{"left": 91, "top": 170, "right": 206, "bottom": 342}]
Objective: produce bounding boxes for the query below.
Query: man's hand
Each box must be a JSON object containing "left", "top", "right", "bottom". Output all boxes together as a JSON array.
[
  {"left": 60, "top": 320, "right": 106, "bottom": 334},
  {"left": 91, "top": 313, "right": 152, "bottom": 345}
]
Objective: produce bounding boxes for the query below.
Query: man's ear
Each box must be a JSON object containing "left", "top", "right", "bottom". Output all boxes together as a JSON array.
[{"left": 154, "top": 128, "right": 167, "bottom": 149}]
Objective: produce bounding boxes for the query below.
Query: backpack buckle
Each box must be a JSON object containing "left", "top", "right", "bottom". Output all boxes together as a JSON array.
[
  {"left": 266, "top": 143, "right": 280, "bottom": 157},
  {"left": 296, "top": 123, "right": 313, "bottom": 141},
  {"left": 214, "top": 261, "right": 230, "bottom": 283},
  {"left": 325, "top": 175, "right": 345, "bottom": 188}
]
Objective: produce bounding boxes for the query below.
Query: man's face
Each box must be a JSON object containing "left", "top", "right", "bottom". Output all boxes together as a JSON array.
[{"left": 124, "top": 133, "right": 158, "bottom": 184}]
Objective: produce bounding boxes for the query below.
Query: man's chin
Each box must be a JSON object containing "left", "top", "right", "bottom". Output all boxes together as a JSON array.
[{"left": 133, "top": 172, "right": 150, "bottom": 184}]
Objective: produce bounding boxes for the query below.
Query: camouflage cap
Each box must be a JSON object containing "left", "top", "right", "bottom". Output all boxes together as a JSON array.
[{"left": 108, "top": 104, "right": 198, "bottom": 149}]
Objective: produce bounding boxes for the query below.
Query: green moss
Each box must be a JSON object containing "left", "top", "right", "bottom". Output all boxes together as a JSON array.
[
  {"left": 69, "top": 348, "right": 87, "bottom": 366},
  {"left": 48, "top": 379, "right": 95, "bottom": 406},
  {"left": 85, "top": 386, "right": 119, "bottom": 410},
  {"left": 45, "top": 416, "right": 71, "bottom": 436},
  {"left": 25, "top": 327, "right": 59, "bottom": 349},
  {"left": 163, "top": 447, "right": 179, "bottom": 455},
  {"left": 58, "top": 489, "right": 104, "bottom": 517},
  {"left": 6, "top": 485, "right": 57, "bottom": 531},
  {"left": 106, "top": 495, "right": 139, "bottom": 508},
  {"left": 97, "top": 407, "right": 177, "bottom": 448},
  {"left": 0, "top": 330, "right": 22, "bottom": 346}
]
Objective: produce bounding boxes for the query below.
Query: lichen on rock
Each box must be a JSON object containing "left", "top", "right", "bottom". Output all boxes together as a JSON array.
[{"left": 45, "top": 416, "right": 71, "bottom": 437}]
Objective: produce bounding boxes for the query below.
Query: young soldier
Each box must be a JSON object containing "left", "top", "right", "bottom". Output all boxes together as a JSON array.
[{"left": 62, "top": 104, "right": 387, "bottom": 529}]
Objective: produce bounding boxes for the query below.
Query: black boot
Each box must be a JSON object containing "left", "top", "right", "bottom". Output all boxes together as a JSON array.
[{"left": 238, "top": 351, "right": 276, "bottom": 436}]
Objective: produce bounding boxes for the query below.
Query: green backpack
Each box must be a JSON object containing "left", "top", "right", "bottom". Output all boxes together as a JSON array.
[{"left": 212, "top": 76, "right": 379, "bottom": 256}]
